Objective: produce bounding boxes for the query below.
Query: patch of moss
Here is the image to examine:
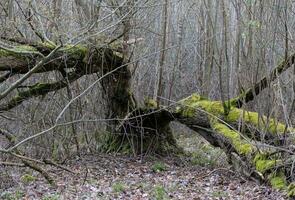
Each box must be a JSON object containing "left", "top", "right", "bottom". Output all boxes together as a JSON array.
[
  {"left": 180, "top": 106, "right": 196, "bottom": 117},
  {"left": 255, "top": 159, "right": 276, "bottom": 173},
  {"left": 182, "top": 93, "right": 202, "bottom": 104},
  {"left": 287, "top": 182, "right": 295, "bottom": 197},
  {"left": 40, "top": 42, "right": 88, "bottom": 58},
  {"left": 211, "top": 122, "right": 253, "bottom": 155},
  {"left": 177, "top": 94, "right": 225, "bottom": 118},
  {"left": 226, "top": 108, "right": 243, "bottom": 122},
  {"left": 41, "top": 41, "right": 57, "bottom": 49},
  {"left": 31, "top": 83, "right": 50, "bottom": 90},
  {"left": 20, "top": 174, "right": 36, "bottom": 183},
  {"left": 0, "top": 45, "right": 38, "bottom": 57},
  {"left": 112, "top": 182, "right": 126, "bottom": 193},
  {"left": 61, "top": 45, "right": 88, "bottom": 59},
  {"left": 153, "top": 185, "right": 166, "bottom": 200},
  {"left": 144, "top": 98, "right": 158, "bottom": 109},
  {"left": 151, "top": 162, "right": 166, "bottom": 172},
  {"left": 227, "top": 108, "right": 287, "bottom": 135},
  {"left": 269, "top": 173, "right": 287, "bottom": 190},
  {"left": 15, "top": 45, "right": 37, "bottom": 52},
  {"left": 253, "top": 153, "right": 280, "bottom": 173},
  {"left": 197, "top": 101, "right": 225, "bottom": 115}
]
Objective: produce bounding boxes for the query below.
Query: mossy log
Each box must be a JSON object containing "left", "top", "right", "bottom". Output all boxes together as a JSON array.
[
  {"left": 0, "top": 39, "right": 126, "bottom": 111},
  {"left": 123, "top": 94, "right": 295, "bottom": 196}
]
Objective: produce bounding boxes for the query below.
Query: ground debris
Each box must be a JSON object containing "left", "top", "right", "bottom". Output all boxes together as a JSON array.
[{"left": 0, "top": 153, "right": 286, "bottom": 200}]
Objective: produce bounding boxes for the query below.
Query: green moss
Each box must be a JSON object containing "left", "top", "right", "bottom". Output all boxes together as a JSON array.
[
  {"left": 227, "top": 108, "right": 288, "bottom": 135},
  {"left": 180, "top": 106, "right": 196, "bottom": 117},
  {"left": 151, "top": 162, "right": 166, "bottom": 172},
  {"left": 226, "top": 108, "right": 242, "bottom": 121},
  {"left": 0, "top": 49, "right": 13, "bottom": 57},
  {"left": 197, "top": 101, "right": 225, "bottom": 115},
  {"left": 39, "top": 42, "right": 87, "bottom": 58},
  {"left": 40, "top": 41, "right": 57, "bottom": 49},
  {"left": 112, "top": 182, "right": 126, "bottom": 193},
  {"left": 144, "top": 98, "right": 158, "bottom": 109},
  {"left": 182, "top": 93, "right": 202, "bottom": 104},
  {"left": 0, "top": 45, "right": 38, "bottom": 57},
  {"left": 288, "top": 182, "right": 295, "bottom": 197},
  {"left": 177, "top": 94, "right": 225, "bottom": 118},
  {"left": 60, "top": 45, "right": 88, "bottom": 59},
  {"left": 253, "top": 153, "right": 281, "bottom": 173},
  {"left": 211, "top": 122, "right": 253, "bottom": 155},
  {"left": 267, "top": 119, "right": 286, "bottom": 133},
  {"left": 270, "top": 173, "right": 287, "bottom": 190},
  {"left": 20, "top": 174, "right": 36, "bottom": 183},
  {"left": 15, "top": 45, "right": 37, "bottom": 52},
  {"left": 176, "top": 94, "right": 200, "bottom": 117},
  {"left": 255, "top": 159, "right": 276, "bottom": 173},
  {"left": 31, "top": 83, "right": 49, "bottom": 90},
  {"left": 153, "top": 185, "right": 166, "bottom": 200}
]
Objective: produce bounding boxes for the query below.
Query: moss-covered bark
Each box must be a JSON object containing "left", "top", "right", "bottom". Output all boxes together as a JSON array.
[
  {"left": 102, "top": 106, "right": 182, "bottom": 155},
  {"left": 171, "top": 93, "right": 295, "bottom": 197},
  {"left": 0, "top": 39, "right": 182, "bottom": 155}
]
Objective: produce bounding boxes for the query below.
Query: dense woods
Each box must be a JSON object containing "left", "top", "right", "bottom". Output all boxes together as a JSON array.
[{"left": 1, "top": 0, "right": 295, "bottom": 199}]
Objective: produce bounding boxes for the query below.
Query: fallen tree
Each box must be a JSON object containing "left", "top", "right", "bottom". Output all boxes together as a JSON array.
[{"left": 1, "top": 39, "right": 295, "bottom": 196}]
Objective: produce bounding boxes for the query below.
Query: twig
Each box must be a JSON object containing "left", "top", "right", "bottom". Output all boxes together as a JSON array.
[
  {"left": 195, "top": 168, "right": 234, "bottom": 181},
  {"left": 0, "top": 162, "right": 25, "bottom": 167},
  {"left": 43, "top": 159, "right": 76, "bottom": 174}
]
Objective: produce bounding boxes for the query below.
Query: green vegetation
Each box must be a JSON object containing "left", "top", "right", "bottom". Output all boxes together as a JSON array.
[
  {"left": 212, "top": 190, "right": 229, "bottom": 198},
  {"left": 20, "top": 173, "right": 36, "bottom": 183},
  {"left": 253, "top": 153, "right": 281, "bottom": 173},
  {"left": 269, "top": 173, "right": 287, "bottom": 190},
  {"left": 0, "top": 190, "right": 24, "bottom": 200},
  {"left": 211, "top": 121, "right": 253, "bottom": 155},
  {"left": 112, "top": 182, "right": 126, "bottom": 193},
  {"left": 151, "top": 162, "right": 167, "bottom": 172},
  {"left": 288, "top": 183, "right": 295, "bottom": 197},
  {"left": 41, "top": 194, "right": 60, "bottom": 200},
  {"left": 153, "top": 185, "right": 166, "bottom": 200}
]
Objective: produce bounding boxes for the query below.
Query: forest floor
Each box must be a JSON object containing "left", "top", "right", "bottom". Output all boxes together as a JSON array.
[{"left": 0, "top": 134, "right": 288, "bottom": 200}]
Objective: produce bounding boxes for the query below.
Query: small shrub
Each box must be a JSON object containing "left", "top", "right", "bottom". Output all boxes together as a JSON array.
[
  {"left": 20, "top": 174, "right": 36, "bottom": 183},
  {"left": 112, "top": 182, "right": 126, "bottom": 193},
  {"left": 151, "top": 162, "right": 166, "bottom": 172},
  {"left": 153, "top": 185, "right": 166, "bottom": 200}
]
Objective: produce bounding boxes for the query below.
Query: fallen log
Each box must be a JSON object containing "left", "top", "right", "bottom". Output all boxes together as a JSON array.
[{"left": 119, "top": 94, "right": 295, "bottom": 196}]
